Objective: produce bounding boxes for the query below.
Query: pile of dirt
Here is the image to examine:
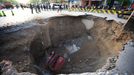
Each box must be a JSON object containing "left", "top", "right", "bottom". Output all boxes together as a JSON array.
[{"left": 0, "top": 15, "right": 133, "bottom": 75}]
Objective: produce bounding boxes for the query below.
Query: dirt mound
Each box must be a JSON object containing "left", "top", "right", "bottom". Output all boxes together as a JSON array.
[{"left": 0, "top": 15, "right": 133, "bottom": 75}]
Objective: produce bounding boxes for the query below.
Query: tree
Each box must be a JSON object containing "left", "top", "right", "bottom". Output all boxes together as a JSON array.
[
  {"left": 0, "top": 0, "right": 17, "bottom": 3},
  {"left": 30, "top": 0, "right": 48, "bottom": 4},
  {"left": 41, "top": 0, "right": 49, "bottom": 3},
  {"left": 30, "top": 0, "right": 39, "bottom": 3}
]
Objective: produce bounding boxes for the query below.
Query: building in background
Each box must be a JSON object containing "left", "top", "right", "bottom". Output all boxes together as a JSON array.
[{"left": 81, "top": 0, "right": 102, "bottom": 8}]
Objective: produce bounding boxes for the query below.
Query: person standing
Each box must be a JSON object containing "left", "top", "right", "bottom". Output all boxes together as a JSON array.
[
  {"left": 35, "top": 4, "right": 38, "bottom": 13},
  {"left": 57, "top": 5, "right": 60, "bottom": 12},
  {"left": 59, "top": 4, "right": 62, "bottom": 12},
  {"left": 37, "top": 4, "right": 41, "bottom": 13},
  {"left": 16, "top": 5, "right": 19, "bottom": 9},
  {"left": 40, "top": 4, "right": 43, "bottom": 10},
  {"left": 43, "top": 4, "right": 46, "bottom": 10},
  {"left": 30, "top": 4, "right": 34, "bottom": 14},
  {"left": 52, "top": 4, "right": 55, "bottom": 11},
  {"left": 46, "top": 4, "right": 48, "bottom": 11},
  {"left": 57, "top": 4, "right": 62, "bottom": 12},
  {"left": 20, "top": 4, "right": 24, "bottom": 10},
  {"left": 48, "top": 4, "right": 51, "bottom": 10}
]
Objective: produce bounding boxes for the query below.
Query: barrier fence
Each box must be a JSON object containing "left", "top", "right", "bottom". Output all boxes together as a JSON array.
[
  {"left": 0, "top": 8, "right": 132, "bottom": 19},
  {"left": 68, "top": 8, "right": 131, "bottom": 15},
  {"left": 0, "top": 10, "right": 14, "bottom": 17}
]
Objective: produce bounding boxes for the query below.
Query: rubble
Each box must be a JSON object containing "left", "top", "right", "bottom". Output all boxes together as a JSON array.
[{"left": 0, "top": 60, "right": 37, "bottom": 75}]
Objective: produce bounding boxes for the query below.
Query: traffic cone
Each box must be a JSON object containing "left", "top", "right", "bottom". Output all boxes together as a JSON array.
[
  {"left": 2, "top": 11, "right": 6, "bottom": 16},
  {"left": 11, "top": 10, "right": 14, "bottom": 16}
]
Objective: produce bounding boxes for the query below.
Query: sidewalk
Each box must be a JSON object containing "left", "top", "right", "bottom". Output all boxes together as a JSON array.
[{"left": 0, "top": 8, "right": 127, "bottom": 27}]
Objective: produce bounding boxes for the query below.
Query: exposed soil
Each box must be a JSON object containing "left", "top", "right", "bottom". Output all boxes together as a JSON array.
[{"left": 0, "top": 15, "right": 133, "bottom": 75}]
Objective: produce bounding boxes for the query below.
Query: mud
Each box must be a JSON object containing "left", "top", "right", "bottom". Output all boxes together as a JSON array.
[{"left": 0, "top": 15, "right": 133, "bottom": 75}]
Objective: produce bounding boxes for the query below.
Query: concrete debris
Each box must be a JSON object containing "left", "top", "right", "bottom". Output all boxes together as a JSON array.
[
  {"left": 0, "top": 60, "right": 37, "bottom": 75},
  {"left": 65, "top": 44, "right": 80, "bottom": 54},
  {"left": 63, "top": 35, "right": 89, "bottom": 55},
  {"left": 97, "top": 56, "right": 118, "bottom": 72},
  {"left": 81, "top": 19, "right": 94, "bottom": 30}
]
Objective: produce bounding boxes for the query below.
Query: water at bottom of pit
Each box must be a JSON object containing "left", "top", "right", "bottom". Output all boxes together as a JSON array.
[{"left": 35, "top": 35, "right": 113, "bottom": 75}]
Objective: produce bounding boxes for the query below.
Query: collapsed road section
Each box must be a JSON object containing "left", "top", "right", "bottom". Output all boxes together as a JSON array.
[{"left": 0, "top": 14, "right": 134, "bottom": 75}]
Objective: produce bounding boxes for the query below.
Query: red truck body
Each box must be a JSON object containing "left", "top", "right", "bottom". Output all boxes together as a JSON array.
[{"left": 46, "top": 51, "right": 65, "bottom": 72}]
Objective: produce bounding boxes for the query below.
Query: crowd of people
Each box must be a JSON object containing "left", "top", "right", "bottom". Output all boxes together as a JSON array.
[
  {"left": 1, "top": 2, "right": 133, "bottom": 17},
  {"left": 28, "top": 3, "right": 68, "bottom": 14}
]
